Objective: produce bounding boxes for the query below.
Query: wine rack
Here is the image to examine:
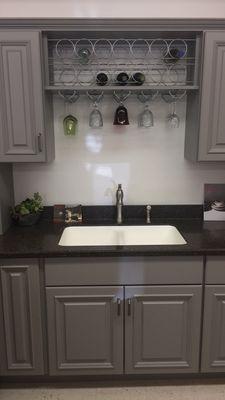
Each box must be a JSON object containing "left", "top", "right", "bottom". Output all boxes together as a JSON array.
[{"left": 45, "top": 36, "right": 200, "bottom": 92}]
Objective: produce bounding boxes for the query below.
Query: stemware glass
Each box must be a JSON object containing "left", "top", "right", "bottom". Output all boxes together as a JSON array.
[
  {"left": 89, "top": 102, "right": 103, "bottom": 128},
  {"left": 63, "top": 115, "right": 78, "bottom": 135},
  {"left": 167, "top": 101, "right": 180, "bottom": 128},
  {"left": 138, "top": 104, "right": 154, "bottom": 128},
  {"left": 161, "top": 90, "right": 186, "bottom": 129},
  {"left": 137, "top": 90, "right": 158, "bottom": 128},
  {"left": 58, "top": 90, "right": 80, "bottom": 136},
  {"left": 113, "top": 91, "right": 131, "bottom": 126},
  {"left": 87, "top": 91, "right": 104, "bottom": 129}
]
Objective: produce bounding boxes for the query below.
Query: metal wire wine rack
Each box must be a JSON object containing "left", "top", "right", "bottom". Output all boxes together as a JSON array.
[{"left": 45, "top": 36, "right": 201, "bottom": 93}]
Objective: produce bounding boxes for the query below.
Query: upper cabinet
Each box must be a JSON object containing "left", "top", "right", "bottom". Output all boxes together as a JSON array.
[
  {"left": 0, "top": 31, "right": 54, "bottom": 162},
  {"left": 185, "top": 31, "right": 225, "bottom": 161}
]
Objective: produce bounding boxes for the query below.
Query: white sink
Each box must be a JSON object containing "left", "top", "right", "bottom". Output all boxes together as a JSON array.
[{"left": 59, "top": 225, "right": 186, "bottom": 246}]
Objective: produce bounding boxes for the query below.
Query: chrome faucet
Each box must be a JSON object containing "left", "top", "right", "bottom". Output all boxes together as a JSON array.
[{"left": 116, "top": 184, "right": 124, "bottom": 224}]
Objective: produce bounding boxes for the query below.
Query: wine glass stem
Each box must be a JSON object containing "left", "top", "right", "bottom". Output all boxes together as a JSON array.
[{"left": 172, "top": 101, "right": 176, "bottom": 114}]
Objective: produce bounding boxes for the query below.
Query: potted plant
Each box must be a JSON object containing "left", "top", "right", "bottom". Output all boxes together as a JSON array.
[{"left": 11, "top": 192, "right": 43, "bottom": 226}]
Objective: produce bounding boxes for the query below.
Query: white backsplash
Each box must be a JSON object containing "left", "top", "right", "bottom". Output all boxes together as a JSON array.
[{"left": 13, "top": 95, "right": 225, "bottom": 205}]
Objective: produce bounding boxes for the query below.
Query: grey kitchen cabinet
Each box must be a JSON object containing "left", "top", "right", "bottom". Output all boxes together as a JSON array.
[
  {"left": 0, "top": 260, "right": 44, "bottom": 375},
  {"left": 45, "top": 256, "right": 203, "bottom": 376},
  {"left": 46, "top": 286, "right": 123, "bottom": 375},
  {"left": 185, "top": 31, "right": 225, "bottom": 161},
  {"left": 125, "top": 286, "right": 202, "bottom": 374},
  {"left": 201, "top": 257, "right": 225, "bottom": 372},
  {"left": 0, "top": 31, "right": 54, "bottom": 162},
  {"left": 201, "top": 286, "right": 225, "bottom": 372}
]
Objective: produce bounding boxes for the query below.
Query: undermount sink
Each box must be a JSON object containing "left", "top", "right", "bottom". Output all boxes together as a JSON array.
[{"left": 59, "top": 225, "right": 187, "bottom": 246}]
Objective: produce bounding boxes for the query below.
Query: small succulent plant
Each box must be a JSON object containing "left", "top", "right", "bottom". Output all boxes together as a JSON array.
[{"left": 11, "top": 192, "right": 43, "bottom": 217}]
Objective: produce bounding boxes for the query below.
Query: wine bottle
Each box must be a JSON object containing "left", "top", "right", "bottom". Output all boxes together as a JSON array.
[
  {"left": 131, "top": 72, "right": 145, "bottom": 86},
  {"left": 165, "top": 48, "right": 186, "bottom": 64},
  {"left": 96, "top": 73, "right": 108, "bottom": 86},
  {"left": 116, "top": 72, "right": 129, "bottom": 86}
]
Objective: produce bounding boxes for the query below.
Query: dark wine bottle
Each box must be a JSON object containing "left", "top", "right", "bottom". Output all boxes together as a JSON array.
[
  {"left": 96, "top": 72, "right": 108, "bottom": 86},
  {"left": 131, "top": 72, "right": 145, "bottom": 86},
  {"left": 165, "top": 48, "right": 186, "bottom": 64},
  {"left": 116, "top": 72, "right": 129, "bottom": 86}
]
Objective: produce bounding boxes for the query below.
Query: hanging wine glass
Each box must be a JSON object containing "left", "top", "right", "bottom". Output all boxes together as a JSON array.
[
  {"left": 161, "top": 90, "right": 186, "bottom": 129},
  {"left": 167, "top": 101, "right": 180, "bottom": 128},
  {"left": 87, "top": 90, "right": 104, "bottom": 129},
  {"left": 89, "top": 102, "right": 103, "bottom": 128},
  {"left": 137, "top": 90, "right": 158, "bottom": 128},
  {"left": 63, "top": 115, "right": 78, "bottom": 135},
  {"left": 113, "top": 91, "right": 131, "bottom": 126},
  {"left": 58, "top": 90, "right": 80, "bottom": 136},
  {"left": 138, "top": 104, "right": 153, "bottom": 128}
]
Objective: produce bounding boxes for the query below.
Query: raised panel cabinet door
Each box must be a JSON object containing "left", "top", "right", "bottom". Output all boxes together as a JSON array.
[
  {"left": 125, "top": 285, "right": 202, "bottom": 374},
  {"left": 198, "top": 31, "right": 225, "bottom": 161},
  {"left": 0, "top": 31, "right": 46, "bottom": 162},
  {"left": 201, "top": 286, "right": 225, "bottom": 372},
  {"left": 0, "top": 262, "right": 44, "bottom": 375},
  {"left": 46, "top": 286, "right": 123, "bottom": 375}
]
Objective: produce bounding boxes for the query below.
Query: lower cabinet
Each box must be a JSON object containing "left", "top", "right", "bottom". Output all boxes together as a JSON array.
[
  {"left": 46, "top": 285, "right": 202, "bottom": 375},
  {"left": 4, "top": 256, "right": 225, "bottom": 377},
  {"left": 125, "top": 286, "right": 202, "bottom": 374},
  {"left": 201, "top": 286, "right": 225, "bottom": 372},
  {"left": 46, "top": 286, "right": 124, "bottom": 375},
  {"left": 0, "top": 257, "right": 205, "bottom": 377},
  {"left": 0, "top": 261, "right": 44, "bottom": 375}
]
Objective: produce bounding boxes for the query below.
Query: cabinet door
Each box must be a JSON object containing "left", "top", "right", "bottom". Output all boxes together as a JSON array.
[
  {"left": 125, "top": 286, "right": 202, "bottom": 374},
  {"left": 0, "top": 262, "right": 44, "bottom": 375},
  {"left": 201, "top": 286, "right": 225, "bottom": 372},
  {"left": 46, "top": 286, "right": 123, "bottom": 375},
  {"left": 0, "top": 31, "right": 46, "bottom": 162},
  {"left": 198, "top": 31, "right": 225, "bottom": 161}
]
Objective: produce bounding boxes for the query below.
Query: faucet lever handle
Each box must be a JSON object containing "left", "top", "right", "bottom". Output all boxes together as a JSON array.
[{"left": 146, "top": 205, "right": 151, "bottom": 224}]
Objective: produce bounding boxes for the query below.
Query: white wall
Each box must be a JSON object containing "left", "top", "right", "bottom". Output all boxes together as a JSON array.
[
  {"left": 1, "top": 0, "right": 225, "bottom": 18},
  {"left": 13, "top": 96, "right": 225, "bottom": 205}
]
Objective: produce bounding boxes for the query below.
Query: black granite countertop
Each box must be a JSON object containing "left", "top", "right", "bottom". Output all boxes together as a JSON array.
[{"left": 1, "top": 205, "right": 225, "bottom": 258}]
